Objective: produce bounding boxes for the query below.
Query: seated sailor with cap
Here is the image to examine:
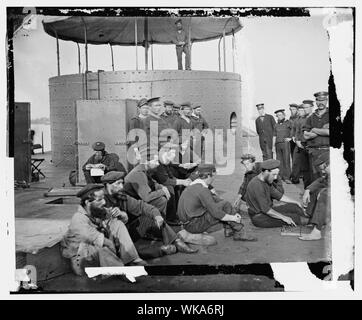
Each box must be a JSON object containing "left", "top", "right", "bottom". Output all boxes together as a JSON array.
[
  {"left": 245, "top": 159, "right": 309, "bottom": 228},
  {"left": 234, "top": 153, "right": 284, "bottom": 213},
  {"left": 61, "top": 184, "right": 146, "bottom": 276},
  {"left": 100, "top": 171, "right": 198, "bottom": 257},
  {"left": 82, "top": 141, "right": 127, "bottom": 184},
  {"left": 177, "top": 164, "right": 257, "bottom": 242},
  {"left": 299, "top": 152, "right": 331, "bottom": 241}
]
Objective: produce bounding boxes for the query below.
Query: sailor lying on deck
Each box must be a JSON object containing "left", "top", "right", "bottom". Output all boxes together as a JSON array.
[
  {"left": 61, "top": 184, "right": 146, "bottom": 276},
  {"left": 245, "top": 159, "right": 309, "bottom": 228},
  {"left": 177, "top": 164, "right": 257, "bottom": 242},
  {"left": 100, "top": 171, "right": 198, "bottom": 258}
]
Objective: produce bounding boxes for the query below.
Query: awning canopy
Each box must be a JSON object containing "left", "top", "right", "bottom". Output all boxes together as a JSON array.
[{"left": 42, "top": 16, "right": 242, "bottom": 46}]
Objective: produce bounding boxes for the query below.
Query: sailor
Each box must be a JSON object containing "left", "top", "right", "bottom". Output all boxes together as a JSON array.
[
  {"left": 60, "top": 184, "right": 146, "bottom": 276},
  {"left": 288, "top": 103, "right": 299, "bottom": 159},
  {"left": 245, "top": 159, "right": 309, "bottom": 228},
  {"left": 173, "top": 19, "right": 191, "bottom": 70},
  {"left": 141, "top": 97, "right": 175, "bottom": 160},
  {"left": 303, "top": 91, "right": 329, "bottom": 183},
  {"left": 255, "top": 103, "right": 276, "bottom": 161},
  {"left": 161, "top": 100, "right": 178, "bottom": 127},
  {"left": 177, "top": 164, "right": 257, "bottom": 241},
  {"left": 274, "top": 109, "right": 292, "bottom": 183},
  {"left": 191, "top": 105, "right": 209, "bottom": 132},
  {"left": 101, "top": 172, "right": 197, "bottom": 256},
  {"left": 82, "top": 141, "right": 127, "bottom": 184},
  {"left": 290, "top": 103, "right": 312, "bottom": 187}
]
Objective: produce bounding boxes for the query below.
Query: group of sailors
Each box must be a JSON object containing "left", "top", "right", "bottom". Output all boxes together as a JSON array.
[{"left": 61, "top": 91, "right": 331, "bottom": 276}]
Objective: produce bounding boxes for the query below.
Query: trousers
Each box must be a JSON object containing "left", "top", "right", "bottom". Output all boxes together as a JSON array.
[
  {"left": 276, "top": 142, "right": 291, "bottom": 180},
  {"left": 176, "top": 45, "right": 191, "bottom": 70},
  {"left": 249, "top": 203, "right": 305, "bottom": 228}
]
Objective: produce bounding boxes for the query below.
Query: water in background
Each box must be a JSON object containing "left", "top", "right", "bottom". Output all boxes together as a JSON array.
[{"left": 31, "top": 124, "right": 51, "bottom": 153}]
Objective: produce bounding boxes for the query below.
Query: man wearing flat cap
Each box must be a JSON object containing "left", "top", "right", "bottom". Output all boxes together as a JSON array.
[
  {"left": 255, "top": 103, "right": 276, "bottom": 161},
  {"left": 161, "top": 100, "right": 178, "bottom": 128},
  {"left": 127, "top": 98, "right": 149, "bottom": 170},
  {"left": 245, "top": 159, "right": 309, "bottom": 228},
  {"left": 177, "top": 164, "right": 257, "bottom": 241},
  {"left": 82, "top": 141, "right": 127, "bottom": 184},
  {"left": 274, "top": 109, "right": 293, "bottom": 183},
  {"left": 303, "top": 91, "right": 329, "bottom": 183},
  {"left": 173, "top": 102, "right": 198, "bottom": 163},
  {"left": 299, "top": 152, "right": 330, "bottom": 240},
  {"left": 141, "top": 97, "right": 177, "bottom": 160},
  {"left": 61, "top": 184, "right": 146, "bottom": 275},
  {"left": 173, "top": 19, "right": 191, "bottom": 70},
  {"left": 290, "top": 103, "right": 313, "bottom": 187},
  {"left": 100, "top": 172, "right": 198, "bottom": 256}
]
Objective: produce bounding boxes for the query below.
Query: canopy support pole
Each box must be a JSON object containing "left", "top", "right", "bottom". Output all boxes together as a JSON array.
[
  {"left": 144, "top": 17, "right": 149, "bottom": 71},
  {"left": 77, "top": 43, "right": 81, "bottom": 74},
  {"left": 232, "top": 30, "right": 235, "bottom": 73},
  {"left": 110, "top": 44, "right": 114, "bottom": 71},
  {"left": 223, "top": 28, "right": 226, "bottom": 72},
  {"left": 49, "top": 25, "right": 60, "bottom": 76},
  {"left": 81, "top": 17, "right": 88, "bottom": 99},
  {"left": 188, "top": 18, "right": 192, "bottom": 70},
  {"left": 218, "top": 37, "right": 222, "bottom": 72},
  {"left": 135, "top": 18, "right": 138, "bottom": 71},
  {"left": 151, "top": 44, "right": 154, "bottom": 70}
]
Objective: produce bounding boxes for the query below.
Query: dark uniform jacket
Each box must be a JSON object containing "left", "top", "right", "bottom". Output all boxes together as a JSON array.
[
  {"left": 123, "top": 164, "right": 165, "bottom": 202},
  {"left": 274, "top": 119, "right": 292, "bottom": 144},
  {"left": 177, "top": 182, "right": 226, "bottom": 222},
  {"left": 294, "top": 116, "right": 308, "bottom": 143},
  {"left": 161, "top": 113, "right": 178, "bottom": 128},
  {"left": 245, "top": 176, "right": 283, "bottom": 216},
  {"left": 82, "top": 152, "right": 127, "bottom": 175},
  {"left": 289, "top": 115, "right": 299, "bottom": 138},
  {"left": 303, "top": 110, "right": 330, "bottom": 148},
  {"left": 191, "top": 115, "right": 209, "bottom": 132},
  {"left": 238, "top": 162, "right": 284, "bottom": 201},
  {"left": 255, "top": 114, "right": 276, "bottom": 143}
]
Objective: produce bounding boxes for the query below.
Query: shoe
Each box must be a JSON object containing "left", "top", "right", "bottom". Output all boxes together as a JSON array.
[
  {"left": 160, "top": 244, "right": 177, "bottom": 256},
  {"left": 233, "top": 231, "right": 257, "bottom": 242},
  {"left": 174, "top": 239, "right": 198, "bottom": 254},
  {"left": 128, "top": 258, "right": 147, "bottom": 266},
  {"left": 284, "top": 179, "right": 292, "bottom": 184},
  {"left": 177, "top": 229, "right": 217, "bottom": 246},
  {"left": 224, "top": 225, "right": 234, "bottom": 238},
  {"left": 166, "top": 219, "right": 183, "bottom": 226}
]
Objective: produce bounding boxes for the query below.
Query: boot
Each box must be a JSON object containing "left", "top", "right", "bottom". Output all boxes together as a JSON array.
[
  {"left": 224, "top": 224, "right": 234, "bottom": 238},
  {"left": 233, "top": 229, "right": 257, "bottom": 242},
  {"left": 160, "top": 244, "right": 177, "bottom": 256},
  {"left": 128, "top": 258, "right": 147, "bottom": 266},
  {"left": 174, "top": 238, "right": 198, "bottom": 254},
  {"left": 177, "top": 229, "right": 217, "bottom": 246}
]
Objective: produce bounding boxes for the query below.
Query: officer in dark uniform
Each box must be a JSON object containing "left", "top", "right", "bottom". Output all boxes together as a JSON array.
[
  {"left": 303, "top": 91, "right": 329, "bottom": 183},
  {"left": 255, "top": 103, "right": 276, "bottom": 161},
  {"left": 274, "top": 109, "right": 292, "bottom": 183},
  {"left": 191, "top": 105, "right": 209, "bottom": 160},
  {"left": 161, "top": 100, "right": 178, "bottom": 128},
  {"left": 288, "top": 103, "right": 299, "bottom": 159}
]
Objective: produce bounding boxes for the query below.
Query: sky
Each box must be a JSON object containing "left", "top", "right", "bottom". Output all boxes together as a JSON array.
[{"left": 13, "top": 13, "right": 330, "bottom": 131}]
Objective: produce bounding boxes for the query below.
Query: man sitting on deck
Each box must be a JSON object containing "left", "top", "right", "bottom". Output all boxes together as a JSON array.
[
  {"left": 101, "top": 172, "right": 197, "bottom": 257},
  {"left": 177, "top": 164, "right": 257, "bottom": 242},
  {"left": 234, "top": 153, "right": 284, "bottom": 212},
  {"left": 61, "top": 184, "right": 146, "bottom": 276},
  {"left": 299, "top": 152, "right": 331, "bottom": 241},
  {"left": 82, "top": 141, "right": 127, "bottom": 184},
  {"left": 245, "top": 159, "right": 309, "bottom": 228}
]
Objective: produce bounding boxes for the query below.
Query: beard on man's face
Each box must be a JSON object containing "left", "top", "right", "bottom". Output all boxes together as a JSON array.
[{"left": 90, "top": 202, "right": 108, "bottom": 219}]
